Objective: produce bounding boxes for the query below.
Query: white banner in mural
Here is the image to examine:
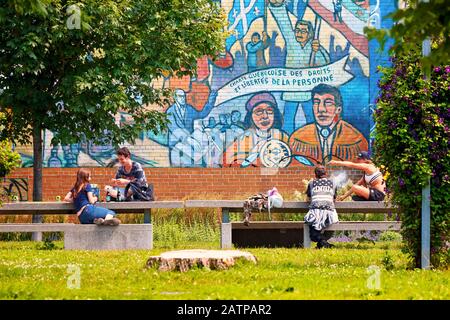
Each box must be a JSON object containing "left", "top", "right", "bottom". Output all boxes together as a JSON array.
[{"left": 215, "top": 56, "right": 353, "bottom": 106}]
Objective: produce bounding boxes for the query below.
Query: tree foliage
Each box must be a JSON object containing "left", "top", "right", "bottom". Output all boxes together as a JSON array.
[
  {"left": 0, "top": 0, "right": 227, "bottom": 146},
  {"left": 364, "top": 0, "right": 450, "bottom": 73},
  {"left": 373, "top": 46, "right": 449, "bottom": 268},
  {"left": 0, "top": 0, "right": 227, "bottom": 200}
]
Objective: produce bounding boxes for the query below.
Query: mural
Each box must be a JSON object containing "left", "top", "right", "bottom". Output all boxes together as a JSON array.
[{"left": 17, "top": 0, "right": 396, "bottom": 169}]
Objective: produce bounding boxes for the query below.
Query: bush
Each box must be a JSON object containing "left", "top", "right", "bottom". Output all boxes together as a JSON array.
[
  {"left": 374, "top": 45, "right": 449, "bottom": 268},
  {"left": 379, "top": 231, "right": 402, "bottom": 242}
]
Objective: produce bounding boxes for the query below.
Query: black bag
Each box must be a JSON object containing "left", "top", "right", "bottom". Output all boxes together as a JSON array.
[{"left": 124, "top": 181, "right": 155, "bottom": 201}]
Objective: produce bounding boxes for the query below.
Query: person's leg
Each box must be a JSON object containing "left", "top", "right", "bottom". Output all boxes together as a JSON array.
[
  {"left": 368, "top": 188, "right": 386, "bottom": 201},
  {"left": 351, "top": 185, "right": 370, "bottom": 200},
  {"left": 78, "top": 206, "right": 94, "bottom": 224},
  {"left": 309, "top": 225, "right": 322, "bottom": 246},
  {"left": 90, "top": 206, "right": 120, "bottom": 225}
]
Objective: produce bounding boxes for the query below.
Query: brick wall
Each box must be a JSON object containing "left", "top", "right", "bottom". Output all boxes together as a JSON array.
[
  {"left": 7, "top": 167, "right": 362, "bottom": 201},
  {"left": 7, "top": 1, "right": 394, "bottom": 200}
]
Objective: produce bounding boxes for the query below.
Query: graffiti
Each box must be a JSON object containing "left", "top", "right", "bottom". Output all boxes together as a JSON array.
[
  {"left": 17, "top": 0, "right": 395, "bottom": 169},
  {"left": 2, "top": 178, "right": 28, "bottom": 201}
]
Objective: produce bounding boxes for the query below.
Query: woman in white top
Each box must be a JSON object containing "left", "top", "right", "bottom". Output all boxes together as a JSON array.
[{"left": 328, "top": 151, "right": 386, "bottom": 201}]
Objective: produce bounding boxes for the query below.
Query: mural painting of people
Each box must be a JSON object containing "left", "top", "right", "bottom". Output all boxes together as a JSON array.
[
  {"left": 223, "top": 92, "right": 290, "bottom": 167},
  {"left": 268, "top": 0, "right": 330, "bottom": 134},
  {"left": 246, "top": 31, "right": 271, "bottom": 72},
  {"left": 166, "top": 89, "right": 218, "bottom": 166},
  {"left": 289, "top": 84, "right": 368, "bottom": 166}
]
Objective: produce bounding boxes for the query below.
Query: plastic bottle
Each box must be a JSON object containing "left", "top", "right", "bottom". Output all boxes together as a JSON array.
[
  {"left": 116, "top": 189, "right": 121, "bottom": 202},
  {"left": 105, "top": 191, "right": 111, "bottom": 202}
]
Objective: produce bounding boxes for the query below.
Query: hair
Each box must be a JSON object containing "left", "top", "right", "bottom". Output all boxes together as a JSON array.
[
  {"left": 251, "top": 32, "right": 261, "bottom": 40},
  {"left": 311, "top": 83, "right": 343, "bottom": 110},
  {"left": 117, "top": 147, "right": 131, "bottom": 158},
  {"left": 72, "top": 168, "right": 91, "bottom": 199},
  {"left": 314, "top": 165, "right": 327, "bottom": 179}
]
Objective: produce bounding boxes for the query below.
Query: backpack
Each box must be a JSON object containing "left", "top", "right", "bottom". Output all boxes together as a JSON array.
[{"left": 124, "top": 181, "right": 155, "bottom": 201}]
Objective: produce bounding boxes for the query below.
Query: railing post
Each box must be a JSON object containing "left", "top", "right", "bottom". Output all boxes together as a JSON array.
[
  {"left": 144, "top": 209, "right": 151, "bottom": 224},
  {"left": 221, "top": 208, "right": 232, "bottom": 249}
]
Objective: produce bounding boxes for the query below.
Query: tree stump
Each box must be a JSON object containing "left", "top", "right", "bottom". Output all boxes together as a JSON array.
[{"left": 146, "top": 249, "right": 257, "bottom": 272}]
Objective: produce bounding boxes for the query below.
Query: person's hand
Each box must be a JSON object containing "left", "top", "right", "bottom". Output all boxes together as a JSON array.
[
  {"left": 262, "top": 31, "right": 268, "bottom": 41},
  {"left": 336, "top": 195, "right": 345, "bottom": 201},
  {"left": 312, "top": 40, "right": 320, "bottom": 52}
]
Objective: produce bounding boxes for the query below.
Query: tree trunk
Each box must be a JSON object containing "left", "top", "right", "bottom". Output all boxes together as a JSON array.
[
  {"left": 31, "top": 123, "right": 43, "bottom": 241},
  {"left": 146, "top": 249, "right": 257, "bottom": 272}
]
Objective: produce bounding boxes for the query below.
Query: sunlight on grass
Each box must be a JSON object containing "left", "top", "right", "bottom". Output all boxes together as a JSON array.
[{"left": 0, "top": 240, "right": 448, "bottom": 300}]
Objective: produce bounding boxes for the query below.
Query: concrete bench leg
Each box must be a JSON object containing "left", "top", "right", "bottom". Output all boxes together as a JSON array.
[
  {"left": 303, "top": 224, "right": 311, "bottom": 248},
  {"left": 221, "top": 209, "right": 232, "bottom": 249},
  {"left": 221, "top": 223, "right": 232, "bottom": 249},
  {"left": 64, "top": 224, "right": 153, "bottom": 250}
]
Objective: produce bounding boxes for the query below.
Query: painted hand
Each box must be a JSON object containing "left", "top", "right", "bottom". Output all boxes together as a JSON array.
[{"left": 312, "top": 40, "right": 320, "bottom": 52}]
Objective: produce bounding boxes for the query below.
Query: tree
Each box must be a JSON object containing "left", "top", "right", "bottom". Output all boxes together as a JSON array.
[
  {"left": 364, "top": 0, "right": 450, "bottom": 72},
  {"left": 0, "top": 0, "right": 228, "bottom": 202},
  {"left": 373, "top": 46, "right": 449, "bottom": 268}
]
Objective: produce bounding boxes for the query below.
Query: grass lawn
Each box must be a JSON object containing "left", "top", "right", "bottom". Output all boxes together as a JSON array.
[{"left": 0, "top": 240, "right": 448, "bottom": 300}]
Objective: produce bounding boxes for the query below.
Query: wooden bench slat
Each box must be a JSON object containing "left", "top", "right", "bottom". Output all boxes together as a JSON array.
[
  {"left": 185, "top": 200, "right": 395, "bottom": 213},
  {"left": 0, "top": 223, "right": 75, "bottom": 232},
  {"left": 231, "top": 221, "right": 401, "bottom": 230},
  {"left": 0, "top": 201, "right": 184, "bottom": 215}
]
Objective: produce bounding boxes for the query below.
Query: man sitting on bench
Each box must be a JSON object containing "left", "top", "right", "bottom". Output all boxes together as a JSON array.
[{"left": 104, "top": 147, "right": 154, "bottom": 201}]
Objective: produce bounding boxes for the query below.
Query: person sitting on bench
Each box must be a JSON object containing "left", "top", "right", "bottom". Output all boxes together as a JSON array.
[
  {"left": 304, "top": 165, "right": 338, "bottom": 249},
  {"left": 104, "top": 147, "right": 153, "bottom": 201},
  {"left": 64, "top": 168, "right": 120, "bottom": 225},
  {"left": 329, "top": 151, "right": 386, "bottom": 201}
]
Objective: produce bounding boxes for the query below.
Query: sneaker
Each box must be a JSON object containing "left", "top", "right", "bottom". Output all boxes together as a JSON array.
[
  {"left": 243, "top": 216, "right": 250, "bottom": 226},
  {"left": 103, "top": 217, "right": 121, "bottom": 226},
  {"left": 93, "top": 218, "right": 105, "bottom": 225},
  {"left": 321, "top": 240, "right": 335, "bottom": 249}
]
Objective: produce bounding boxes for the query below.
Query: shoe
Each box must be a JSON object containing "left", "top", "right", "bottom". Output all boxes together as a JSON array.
[
  {"left": 103, "top": 217, "right": 121, "bottom": 226},
  {"left": 321, "top": 240, "right": 335, "bottom": 249},
  {"left": 316, "top": 241, "right": 323, "bottom": 249},
  {"left": 94, "top": 218, "right": 105, "bottom": 225}
]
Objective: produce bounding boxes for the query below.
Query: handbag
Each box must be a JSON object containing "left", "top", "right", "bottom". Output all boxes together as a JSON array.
[{"left": 124, "top": 181, "right": 155, "bottom": 201}]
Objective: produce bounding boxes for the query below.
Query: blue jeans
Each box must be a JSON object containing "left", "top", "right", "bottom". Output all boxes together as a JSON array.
[{"left": 78, "top": 204, "right": 116, "bottom": 224}]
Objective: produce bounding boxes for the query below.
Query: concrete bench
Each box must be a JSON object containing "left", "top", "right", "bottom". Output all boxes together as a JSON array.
[
  {"left": 184, "top": 200, "right": 399, "bottom": 248},
  {"left": 0, "top": 201, "right": 184, "bottom": 250}
]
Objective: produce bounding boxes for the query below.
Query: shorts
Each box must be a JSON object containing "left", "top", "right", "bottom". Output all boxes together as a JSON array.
[{"left": 351, "top": 188, "right": 385, "bottom": 201}]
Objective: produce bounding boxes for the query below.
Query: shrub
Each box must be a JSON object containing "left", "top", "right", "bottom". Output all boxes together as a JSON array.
[{"left": 374, "top": 45, "right": 449, "bottom": 268}]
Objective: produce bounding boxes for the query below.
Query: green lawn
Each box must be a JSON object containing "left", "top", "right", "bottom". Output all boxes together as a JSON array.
[{"left": 0, "top": 241, "right": 448, "bottom": 300}]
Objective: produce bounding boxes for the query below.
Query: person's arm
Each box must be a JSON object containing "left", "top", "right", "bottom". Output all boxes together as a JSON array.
[
  {"left": 306, "top": 182, "right": 312, "bottom": 203},
  {"left": 85, "top": 184, "right": 97, "bottom": 204},
  {"left": 337, "top": 188, "right": 353, "bottom": 201},
  {"left": 194, "top": 90, "right": 218, "bottom": 119},
  {"left": 63, "top": 191, "right": 73, "bottom": 203},
  {"left": 328, "top": 160, "right": 369, "bottom": 171},
  {"left": 337, "top": 177, "right": 364, "bottom": 201},
  {"left": 112, "top": 178, "right": 132, "bottom": 187}
]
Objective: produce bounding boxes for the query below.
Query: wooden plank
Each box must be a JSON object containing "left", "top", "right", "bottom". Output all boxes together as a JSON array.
[
  {"left": 326, "top": 221, "right": 401, "bottom": 231},
  {"left": 231, "top": 221, "right": 401, "bottom": 231},
  {"left": 0, "top": 223, "right": 75, "bottom": 232},
  {"left": 0, "top": 201, "right": 184, "bottom": 215},
  {"left": 185, "top": 200, "right": 395, "bottom": 213}
]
